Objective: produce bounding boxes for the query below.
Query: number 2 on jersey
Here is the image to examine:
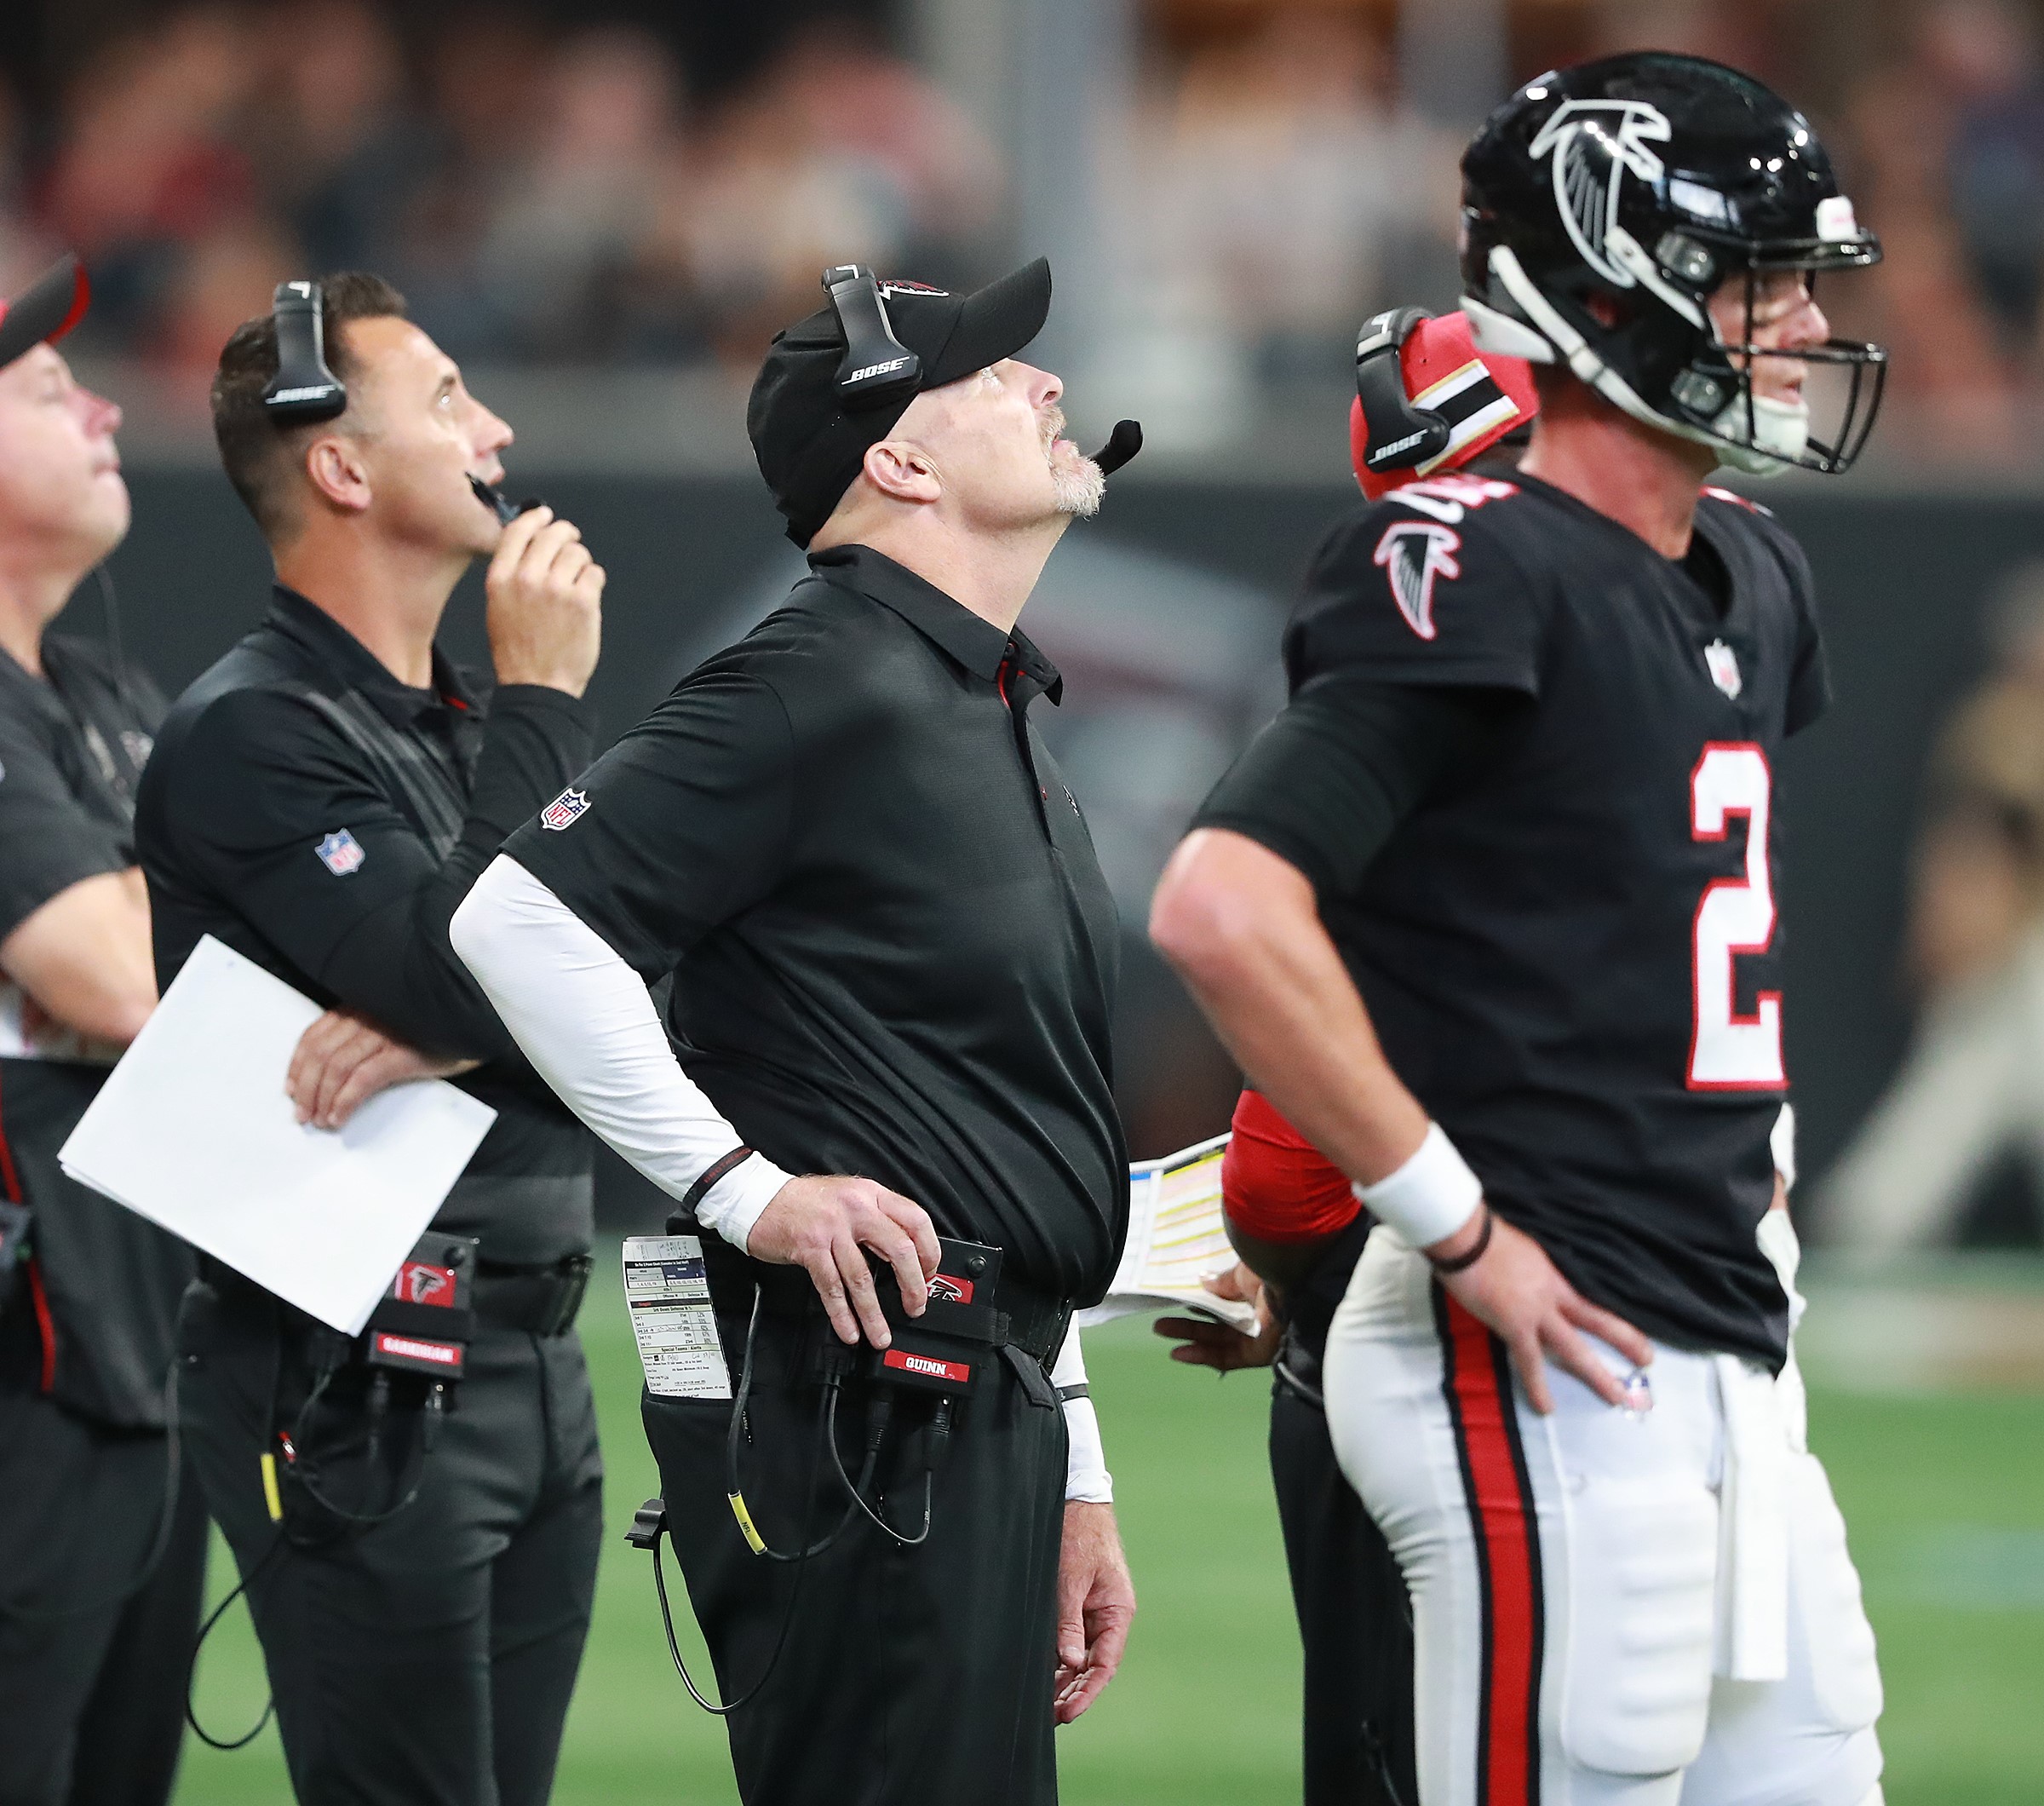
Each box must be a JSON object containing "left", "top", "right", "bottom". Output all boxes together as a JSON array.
[{"left": 1688, "top": 743, "right": 1783, "bottom": 1089}]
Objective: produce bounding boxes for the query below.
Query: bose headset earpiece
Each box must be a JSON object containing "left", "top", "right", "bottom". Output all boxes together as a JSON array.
[
  {"left": 823, "top": 266, "right": 924, "bottom": 412},
  {"left": 262, "top": 280, "right": 347, "bottom": 425},
  {"left": 1354, "top": 307, "right": 1451, "bottom": 476}
]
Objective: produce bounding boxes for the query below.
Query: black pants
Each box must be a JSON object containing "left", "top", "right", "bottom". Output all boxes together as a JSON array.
[
  {"left": 0, "top": 1380, "right": 209, "bottom": 1806},
  {"left": 645, "top": 1308, "right": 1068, "bottom": 1806},
  {"left": 1270, "top": 1374, "right": 1418, "bottom": 1806},
  {"left": 178, "top": 1277, "right": 605, "bottom": 1806}
]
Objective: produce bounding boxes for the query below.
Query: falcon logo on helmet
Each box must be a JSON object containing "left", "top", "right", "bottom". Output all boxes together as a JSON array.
[
  {"left": 1458, "top": 52, "right": 1887, "bottom": 478},
  {"left": 1528, "top": 100, "right": 1673, "bottom": 291},
  {"left": 1374, "top": 521, "right": 1462, "bottom": 641}
]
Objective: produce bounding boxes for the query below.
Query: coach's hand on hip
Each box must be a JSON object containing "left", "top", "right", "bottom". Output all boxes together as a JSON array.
[
  {"left": 485, "top": 505, "right": 604, "bottom": 697},
  {"left": 1054, "top": 1501, "right": 1135, "bottom": 1723},
  {"left": 1427, "top": 1207, "right": 1653, "bottom": 1416},
  {"left": 748, "top": 1174, "right": 941, "bottom": 1347}
]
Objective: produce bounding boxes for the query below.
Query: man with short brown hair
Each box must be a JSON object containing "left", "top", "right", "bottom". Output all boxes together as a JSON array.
[{"left": 138, "top": 273, "right": 608, "bottom": 1806}]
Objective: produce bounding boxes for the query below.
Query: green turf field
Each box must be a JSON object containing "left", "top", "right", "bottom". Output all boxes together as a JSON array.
[{"left": 177, "top": 1253, "right": 2044, "bottom": 1804}]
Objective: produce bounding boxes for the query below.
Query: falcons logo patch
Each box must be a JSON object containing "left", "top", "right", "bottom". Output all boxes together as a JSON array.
[{"left": 1373, "top": 521, "right": 1462, "bottom": 641}]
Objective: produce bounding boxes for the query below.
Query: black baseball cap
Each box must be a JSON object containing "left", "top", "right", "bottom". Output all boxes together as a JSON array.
[
  {"left": 0, "top": 255, "right": 89, "bottom": 372},
  {"left": 749, "top": 257, "right": 1054, "bottom": 546}
]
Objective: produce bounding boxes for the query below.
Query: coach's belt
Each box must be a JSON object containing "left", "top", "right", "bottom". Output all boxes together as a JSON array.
[
  {"left": 474, "top": 1255, "right": 591, "bottom": 1337},
  {"left": 198, "top": 1252, "right": 591, "bottom": 1339},
  {"left": 1714, "top": 1353, "right": 1790, "bottom": 1683}
]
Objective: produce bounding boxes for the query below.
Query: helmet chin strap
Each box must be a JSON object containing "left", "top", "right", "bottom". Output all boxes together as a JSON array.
[{"left": 1709, "top": 393, "right": 1807, "bottom": 477}]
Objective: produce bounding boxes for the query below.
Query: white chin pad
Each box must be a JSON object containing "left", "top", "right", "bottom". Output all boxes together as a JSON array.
[{"left": 1712, "top": 392, "right": 1810, "bottom": 476}]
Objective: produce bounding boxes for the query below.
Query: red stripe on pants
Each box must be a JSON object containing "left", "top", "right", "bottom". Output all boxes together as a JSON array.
[
  {"left": 0, "top": 1063, "right": 20, "bottom": 1204},
  {"left": 1444, "top": 1294, "right": 1542, "bottom": 1805}
]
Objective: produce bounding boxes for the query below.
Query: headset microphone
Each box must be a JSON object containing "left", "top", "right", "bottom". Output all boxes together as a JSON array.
[
  {"left": 467, "top": 474, "right": 545, "bottom": 526},
  {"left": 1089, "top": 418, "right": 1143, "bottom": 476}
]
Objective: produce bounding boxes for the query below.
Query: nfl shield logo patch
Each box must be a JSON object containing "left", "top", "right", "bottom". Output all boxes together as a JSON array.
[
  {"left": 1703, "top": 640, "right": 1743, "bottom": 700},
  {"left": 315, "top": 829, "right": 365, "bottom": 876},
  {"left": 541, "top": 788, "right": 589, "bottom": 831}
]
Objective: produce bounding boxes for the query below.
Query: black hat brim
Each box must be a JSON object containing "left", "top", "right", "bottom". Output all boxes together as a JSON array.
[
  {"left": 0, "top": 256, "right": 89, "bottom": 371},
  {"left": 922, "top": 257, "right": 1053, "bottom": 388}
]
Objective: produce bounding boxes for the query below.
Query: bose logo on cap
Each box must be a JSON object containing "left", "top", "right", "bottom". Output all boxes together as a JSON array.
[{"left": 847, "top": 356, "right": 912, "bottom": 383}]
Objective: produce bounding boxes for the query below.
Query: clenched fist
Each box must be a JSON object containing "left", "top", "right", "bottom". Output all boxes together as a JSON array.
[{"left": 485, "top": 506, "right": 604, "bottom": 697}]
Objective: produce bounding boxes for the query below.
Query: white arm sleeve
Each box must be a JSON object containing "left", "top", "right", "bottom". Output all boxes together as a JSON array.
[
  {"left": 450, "top": 854, "right": 793, "bottom": 1249},
  {"left": 1051, "top": 1326, "right": 1112, "bottom": 1504}
]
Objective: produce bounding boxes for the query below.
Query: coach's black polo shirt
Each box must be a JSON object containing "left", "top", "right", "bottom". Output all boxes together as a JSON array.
[
  {"left": 137, "top": 586, "right": 597, "bottom": 1266},
  {"left": 504, "top": 544, "right": 1128, "bottom": 1304},
  {"left": 0, "top": 634, "right": 194, "bottom": 1427}
]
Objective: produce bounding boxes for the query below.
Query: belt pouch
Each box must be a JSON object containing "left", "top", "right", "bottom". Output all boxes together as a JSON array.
[{"left": 363, "top": 1232, "right": 479, "bottom": 1378}]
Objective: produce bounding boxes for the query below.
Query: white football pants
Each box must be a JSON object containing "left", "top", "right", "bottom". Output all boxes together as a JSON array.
[{"left": 1323, "top": 1228, "right": 1884, "bottom": 1806}]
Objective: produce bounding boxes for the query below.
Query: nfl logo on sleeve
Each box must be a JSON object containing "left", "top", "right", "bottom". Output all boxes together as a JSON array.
[
  {"left": 541, "top": 788, "right": 589, "bottom": 831},
  {"left": 315, "top": 829, "right": 365, "bottom": 876}
]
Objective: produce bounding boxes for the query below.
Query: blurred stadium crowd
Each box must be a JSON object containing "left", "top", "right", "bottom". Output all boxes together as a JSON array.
[{"left": 2, "top": 0, "right": 2044, "bottom": 461}]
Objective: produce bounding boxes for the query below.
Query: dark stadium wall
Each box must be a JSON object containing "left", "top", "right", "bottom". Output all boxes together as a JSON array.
[{"left": 76, "top": 469, "right": 2044, "bottom": 1231}]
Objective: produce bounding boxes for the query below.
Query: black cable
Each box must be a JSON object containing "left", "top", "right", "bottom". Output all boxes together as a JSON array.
[
  {"left": 91, "top": 564, "right": 143, "bottom": 763},
  {"left": 184, "top": 1360, "right": 448, "bottom": 1750},
  {"left": 0, "top": 1360, "right": 184, "bottom": 1624},
  {"left": 823, "top": 1385, "right": 932, "bottom": 1547},
  {"left": 285, "top": 1361, "right": 437, "bottom": 1530},
  {"left": 723, "top": 1288, "right": 858, "bottom": 1563},
  {"left": 657, "top": 1360, "right": 835, "bottom": 1714},
  {"left": 185, "top": 1532, "right": 284, "bottom": 1751}
]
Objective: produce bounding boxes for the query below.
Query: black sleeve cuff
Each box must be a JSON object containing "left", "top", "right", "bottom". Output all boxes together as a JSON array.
[
  {"left": 0, "top": 844, "right": 129, "bottom": 946},
  {"left": 466, "top": 686, "right": 599, "bottom": 844},
  {"left": 1186, "top": 812, "right": 1346, "bottom": 908}
]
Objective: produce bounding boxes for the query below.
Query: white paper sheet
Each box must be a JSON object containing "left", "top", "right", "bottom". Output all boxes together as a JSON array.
[
  {"left": 58, "top": 935, "right": 497, "bottom": 1336},
  {"left": 1077, "top": 1133, "right": 1258, "bottom": 1332},
  {"left": 622, "top": 1235, "right": 733, "bottom": 1401}
]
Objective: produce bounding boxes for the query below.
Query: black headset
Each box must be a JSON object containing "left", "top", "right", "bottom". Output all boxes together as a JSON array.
[
  {"left": 261, "top": 280, "right": 348, "bottom": 425},
  {"left": 822, "top": 262, "right": 1145, "bottom": 476},
  {"left": 823, "top": 265, "right": 924, "bottom": 412},
  {"left": 1353, "top": 305, "right": 1453, "bottom": 476},
  {"left": 260, "top": 277, "right": 536, "bottom": 523}
]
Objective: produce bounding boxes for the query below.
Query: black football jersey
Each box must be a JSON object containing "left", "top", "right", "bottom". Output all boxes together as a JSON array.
[{"left": 1283, "top": 470, "right": 1827, "bottom": 1367}]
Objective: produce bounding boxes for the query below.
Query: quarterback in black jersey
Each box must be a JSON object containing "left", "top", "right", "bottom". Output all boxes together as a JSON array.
[{"left": 1155, "top": 54, "right": 1887, "bottom": 1806}]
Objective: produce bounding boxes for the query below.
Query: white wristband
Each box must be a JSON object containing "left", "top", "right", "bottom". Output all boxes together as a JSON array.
[
  {"left": 1352, "top": 1122, "right": 1483, "bottom": 1249},
  {"left": 1052, "top": 1327, "right": 1112, "bottom": 1503},
  {"left": 693, "top": 1152, "right": 796, "bottom": 1254}
]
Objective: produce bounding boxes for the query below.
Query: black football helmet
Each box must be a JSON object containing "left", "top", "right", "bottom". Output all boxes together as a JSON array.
[{"left": 1460, "top": 52, "right": 1886, "bottom": 475}]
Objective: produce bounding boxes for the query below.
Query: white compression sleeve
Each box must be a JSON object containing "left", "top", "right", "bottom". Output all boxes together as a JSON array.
[
  {"left": 1052, "top": 1326, "right": 1112, "bottom": 1504},
  {"left": 450, "top": 855, "right": 792, "bottom": 1249}
]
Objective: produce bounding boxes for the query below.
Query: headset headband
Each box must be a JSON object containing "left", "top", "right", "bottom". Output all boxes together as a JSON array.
[
  {"left": 823, "top": 265, "right": 923, "bottom": 412},
  {"left": 1354, "top": 307, "right": 1452, "bottom": 475},
  {"left": 263, "top": 280, "right": 348, "bottom": 425}
]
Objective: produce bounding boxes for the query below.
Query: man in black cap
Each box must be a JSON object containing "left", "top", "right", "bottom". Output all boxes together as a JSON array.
[
  {"left": 0, "top": 256, "right": 208, "bottom": 1806},
  {"left": 451, "top": 261, "right": 1136, "bottom": 1804}
]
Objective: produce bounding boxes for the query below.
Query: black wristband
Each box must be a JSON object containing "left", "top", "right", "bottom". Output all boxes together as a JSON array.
[
  {"left": 1425, "top": 1204, "right": 1493, "bottom": 1275},
  {"left": 678, "top": 1147, "right": 755, "bottom": 1217}
]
